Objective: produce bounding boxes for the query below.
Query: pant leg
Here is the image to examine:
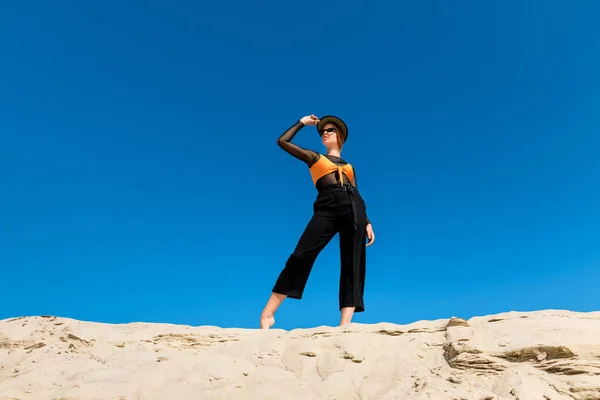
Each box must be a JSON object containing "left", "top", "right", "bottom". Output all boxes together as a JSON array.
[
  {"left": 272, "top": 211, "right": 338, "bottom": 299},
  {"left": 338, "top": 196, "right": 368, "bottom": 312}
]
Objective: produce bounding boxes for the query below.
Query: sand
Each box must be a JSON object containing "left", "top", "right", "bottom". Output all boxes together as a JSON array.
[{"left": 1, "top": 309, "right": 600, "bottom": 399}]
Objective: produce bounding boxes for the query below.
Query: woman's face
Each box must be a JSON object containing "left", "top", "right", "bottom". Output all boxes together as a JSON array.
[{"left": 320, "top": 123, "right": 341, "bottom": 149}]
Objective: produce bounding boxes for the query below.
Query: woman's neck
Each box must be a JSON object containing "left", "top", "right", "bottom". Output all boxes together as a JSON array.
[{"left": 326, "top": 148, "right": 341, "bottom": 158}]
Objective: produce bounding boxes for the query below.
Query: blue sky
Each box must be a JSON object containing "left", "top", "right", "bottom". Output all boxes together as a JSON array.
[{"left": 1, "top": 1, "right": 599, "bottom": 330}]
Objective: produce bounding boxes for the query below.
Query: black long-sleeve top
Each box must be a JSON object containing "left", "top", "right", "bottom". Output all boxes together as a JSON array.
[{"left": 276, "top": 120, "right": 371, "bottom": 226}]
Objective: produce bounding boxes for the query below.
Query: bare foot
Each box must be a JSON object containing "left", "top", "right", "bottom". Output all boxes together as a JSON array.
[{"left": 260, "top": 314, "right": 275, "bottom": 329}]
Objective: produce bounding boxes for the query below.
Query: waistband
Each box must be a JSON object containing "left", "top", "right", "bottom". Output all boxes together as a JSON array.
[
  {"left": 318, "top": 183, "right": 358, "bottom": 194},
  {"left": 318, "top": 183, "right": 359, "bottom": 230}
]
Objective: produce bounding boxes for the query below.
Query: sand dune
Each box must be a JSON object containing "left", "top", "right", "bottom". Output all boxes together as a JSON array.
[{"left": 1, "top": 310, "right": 600, "bottom": 399}]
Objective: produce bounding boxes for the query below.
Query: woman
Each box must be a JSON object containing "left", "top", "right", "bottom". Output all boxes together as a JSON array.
[{"left": 260, "top": 114, "right": 375, "bottom": 329}]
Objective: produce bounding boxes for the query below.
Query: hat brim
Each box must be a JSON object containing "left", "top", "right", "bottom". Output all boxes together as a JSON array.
[{"left": 317, "top": 115, "right": 348, "bottom": 141}]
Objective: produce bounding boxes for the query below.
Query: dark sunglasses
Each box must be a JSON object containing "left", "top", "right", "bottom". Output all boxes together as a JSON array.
[{"left": 319, "top": 127, "right": 337, "bottom": 135}]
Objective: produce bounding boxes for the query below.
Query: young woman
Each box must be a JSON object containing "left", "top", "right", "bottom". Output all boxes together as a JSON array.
[{"left": 260, "top": 114, "right": 375, "bottom": 329}]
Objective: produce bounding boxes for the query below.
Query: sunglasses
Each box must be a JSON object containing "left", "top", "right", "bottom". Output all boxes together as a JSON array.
[{"left": 319, "top": 127, "right": 337, "bottom": 135}]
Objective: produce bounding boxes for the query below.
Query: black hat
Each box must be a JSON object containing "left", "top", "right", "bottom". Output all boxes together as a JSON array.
[{"left": 317, "top": 115, "right": 348, "bottom": 142}]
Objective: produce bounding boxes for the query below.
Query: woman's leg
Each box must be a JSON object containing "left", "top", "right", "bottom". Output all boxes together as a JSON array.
[
  {"left": 338, "top": 201, "right": 367, "bottom": 324},
  {"left": 260, "top": 292, "right": 286, "bottom": 329},
  {"left": 340, "top": 306, "right": 356, "bottom": 326},
  {"left": 261, "top": 211, "right": 338, "bottom": 329}
]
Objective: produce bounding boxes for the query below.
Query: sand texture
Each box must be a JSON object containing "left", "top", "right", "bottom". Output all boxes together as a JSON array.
[{"left": 1, "top": 310, "right": 600, "bottom": 399}]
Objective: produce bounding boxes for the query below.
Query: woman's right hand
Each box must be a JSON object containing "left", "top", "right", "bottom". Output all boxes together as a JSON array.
[{"left": 300, "top": 114, "right": 319, "bottom": 126}]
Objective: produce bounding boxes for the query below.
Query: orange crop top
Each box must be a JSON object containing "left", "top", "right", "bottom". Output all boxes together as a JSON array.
[{"left": 309, "top": 155, "right": 354, "bottom": 186}]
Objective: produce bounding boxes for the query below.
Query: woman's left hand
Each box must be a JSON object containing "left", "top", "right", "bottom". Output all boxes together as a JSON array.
[{"left": 366, "top": 224, "right": 375, "bottom": 246}]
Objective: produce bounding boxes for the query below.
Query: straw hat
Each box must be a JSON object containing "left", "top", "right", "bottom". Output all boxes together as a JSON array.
[{"left": 317, "top": 115, "right": 348, "bottom": 142}]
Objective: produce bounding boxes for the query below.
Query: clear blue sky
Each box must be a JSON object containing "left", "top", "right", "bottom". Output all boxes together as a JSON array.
[{"left": 1, "top": 1, "right": 599, "bottom": 330}]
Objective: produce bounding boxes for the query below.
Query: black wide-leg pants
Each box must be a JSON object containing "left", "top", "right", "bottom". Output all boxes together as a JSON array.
[{"left": 272, "top": 184, "right": 368, "bottom": 312}]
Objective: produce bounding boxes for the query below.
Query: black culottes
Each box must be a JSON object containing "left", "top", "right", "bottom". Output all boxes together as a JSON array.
[{"left": 272, "top": 184, "right": 368, "bottom": 312}]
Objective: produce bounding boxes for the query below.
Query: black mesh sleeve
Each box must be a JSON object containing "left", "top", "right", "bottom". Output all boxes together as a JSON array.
[{"left": 276, "top": 120, "right": 320, "bottom": 167}]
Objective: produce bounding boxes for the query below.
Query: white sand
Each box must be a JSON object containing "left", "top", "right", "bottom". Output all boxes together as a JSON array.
[{"left": 1, "top": 309, "right": 600, "bottom": 399}]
